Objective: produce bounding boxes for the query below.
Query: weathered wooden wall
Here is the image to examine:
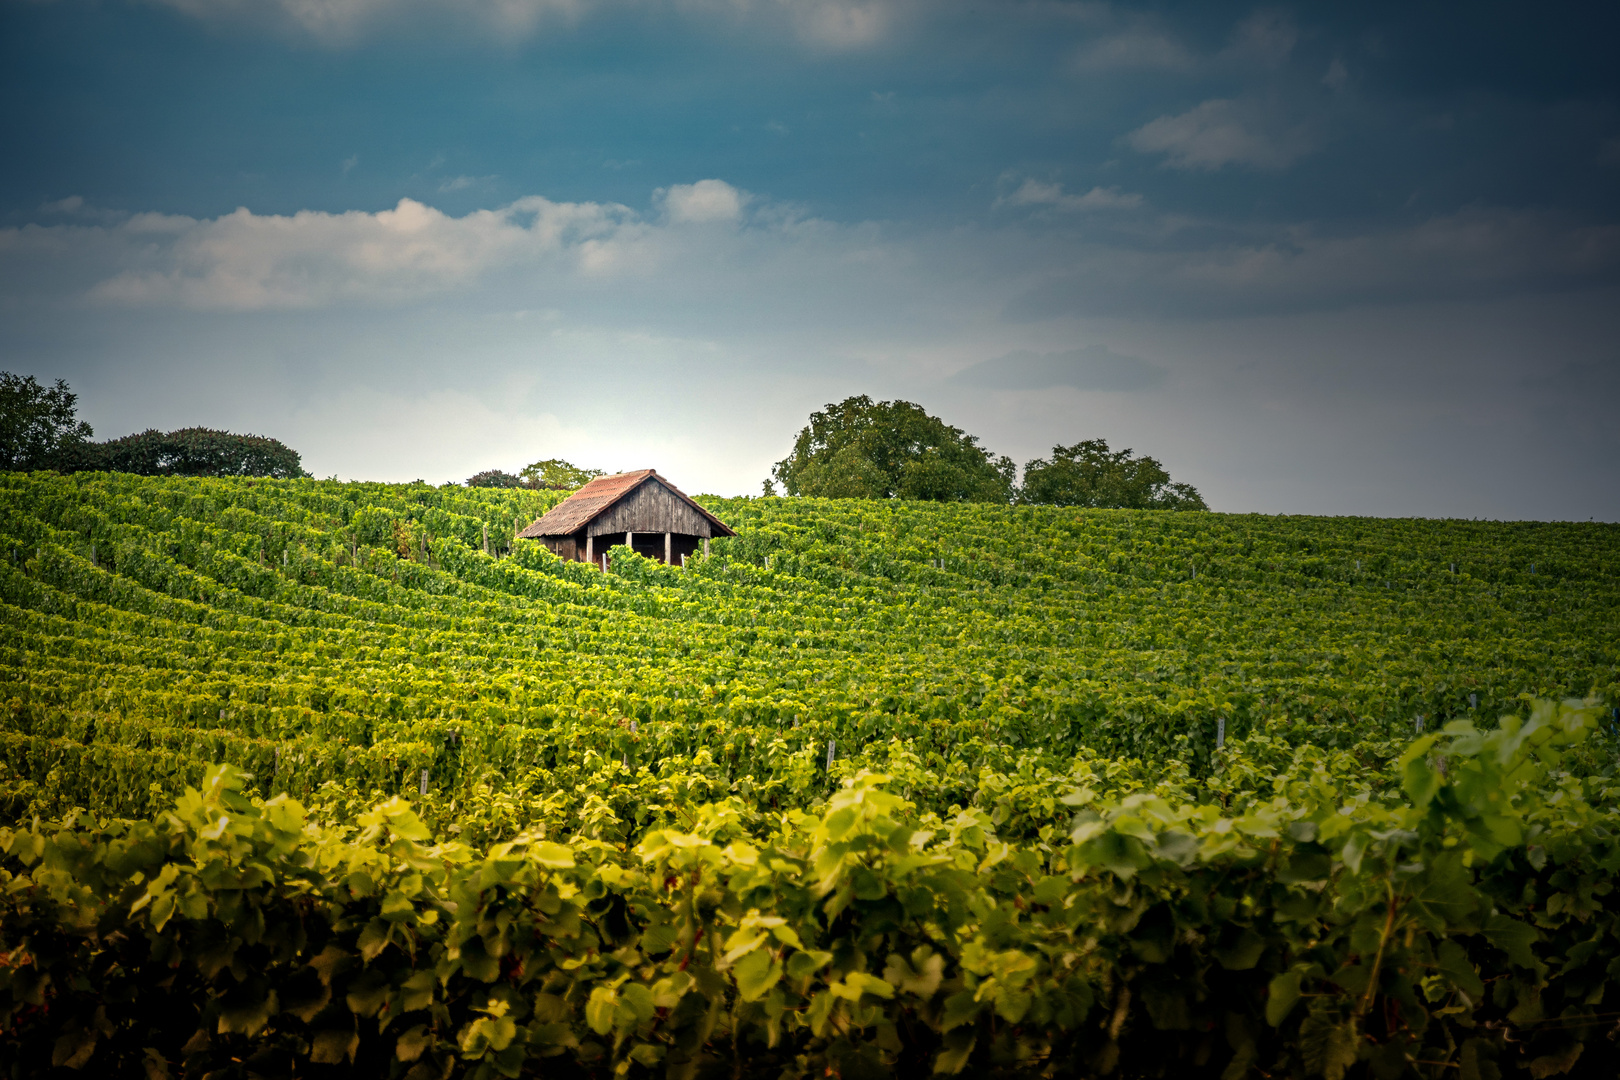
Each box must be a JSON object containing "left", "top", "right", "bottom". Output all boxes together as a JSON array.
[
  {"left": 586, "top": 482, "right": 714, "bottom": 538},
  {"left": 541, "top": 535, "right": 582, "bottom": 561}
]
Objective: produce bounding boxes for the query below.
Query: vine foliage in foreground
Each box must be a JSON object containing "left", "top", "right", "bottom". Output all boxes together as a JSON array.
[{"left": 1, "top": 700, "right": 1616, "bottom": 1079}]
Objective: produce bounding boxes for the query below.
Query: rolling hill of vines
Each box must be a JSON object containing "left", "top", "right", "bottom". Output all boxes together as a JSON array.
[{"left": 1, "top": 471, "right": 1618, "bottom": 1079}]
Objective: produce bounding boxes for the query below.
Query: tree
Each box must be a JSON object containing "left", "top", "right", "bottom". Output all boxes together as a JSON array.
[
  {"left": 466, "top": 469, "right": 524, "bottom": 489},
  {"left": 66, "top": 427, "right": 307, "bottom": 479},
  {"left": 772, "top": 396, "right": 1015, "bottom": 503},
  {"left": 519, "top": 458, "right": 605, "bottom": 491},
  {"left": 1020, "top": 439, "right": 1207, "bottom": 510},
  {"left": 0, "top": 372, "right": 93, "bottom": 470}
]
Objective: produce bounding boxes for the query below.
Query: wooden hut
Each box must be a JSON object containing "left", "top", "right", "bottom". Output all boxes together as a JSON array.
[{"left": 517, "top": 469, "right": 735, "bottom": 569}]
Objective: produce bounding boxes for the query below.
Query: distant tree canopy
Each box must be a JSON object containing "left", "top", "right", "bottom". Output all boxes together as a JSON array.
[
  {"left": 520, "top": 458, "right": 606, "bottom": 491},
  {"left": 0, "top": 372, "right": 94, "bottom": 470},
  {"left": 1, "top": 371, "right": 306, "bottom": 478},
  {"left": 772, "top": 396, "right": 1016, "bottom": 503},
  {"left": 465, "top": 469, "right": 525, "bottom": 489},
  {"left": 1020, "top": 439, "right": 1207, "bottom": 510},
  {"left": 466, "top": 459, "right": 604, "bottom": 491},
  {"left": 65, "top": 428, "right": 308, "bottom": 479}
]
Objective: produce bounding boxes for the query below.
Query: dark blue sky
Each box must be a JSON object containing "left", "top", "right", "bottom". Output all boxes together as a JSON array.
[{"left": 2, "top": 0, "right": 1617, "bottom": 516}]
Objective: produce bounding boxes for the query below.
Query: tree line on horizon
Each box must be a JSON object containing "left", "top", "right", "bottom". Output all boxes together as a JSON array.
[
  {"left": 4, "top": 374, "right": 1203, "bottom": 509},
  {"left": 767, "top": 395, "right": 1207, "bottom": 511},
  {"left": 0, "top": 372, "right": 306, "bottom": 480}
]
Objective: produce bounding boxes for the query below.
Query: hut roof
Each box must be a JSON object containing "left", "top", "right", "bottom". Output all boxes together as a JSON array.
[{"left": 517, "top": 469, "right": 736, "bottom": 539}]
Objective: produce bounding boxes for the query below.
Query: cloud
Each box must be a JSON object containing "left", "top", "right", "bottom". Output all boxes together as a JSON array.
[
  {"left": 438, "top": 175, "right": 497, "bottom": 192},
  {"left": 0, "top": 194, "right": 652, "bottom": 310},
  {"left": 1071, "top": 29, "right": 1192, "bottom": 72},
  {"left": 788, "top": 1, "right": 893, "bottom": 48},
  {"left": 952, "top": 345, "right": 1164, "bottom": 392},
  {"left": 146, "top": 0, "right": 905, "bottom": 48},
  {"left": 1220, "top": 9, "right": 1297, "bottom": 66},
  {"left": 1006, "top": 206, "right": 1620, "bottom": 319},
  {"left": 658, "top": 179, "right": 746, "bottom": 224},
  {"left": 5, "top": 190, "right": 1618, "bottom": 329},
  {"left": 1127, "top": 98, "right": 1313, "bottom": 170},
  {"left": 999, "top": 179, "right": 1143, "bottom": 212},
  {"left": 36, "top": 196, "right": 127, "bottom": 225},
  {"left": 149, "top": 0, "right": 591, "bottom": 42}
]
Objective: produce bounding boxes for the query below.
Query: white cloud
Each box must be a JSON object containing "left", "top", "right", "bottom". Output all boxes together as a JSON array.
[
  {"left": 147, "top": 0, "right": 907, "bottom": 48},
  {"left": 1220, "top": 9, "right": 1297, "bottom": 66},
  {"left": 438, "top": 175, "right": 497, "bottom": 192},
  {"left": 658, "top": 179, "right": 746, "bottom": 224},
  {"left": 4, "top": 190, "right": 1616, "bottom": 332},
  {"left": 1071, "top": 30, "right": 1192, "bottom": 72},
  {"left": 36, "top": 196, "right": 127, "bottom": 225},
  {"left": 1127, "top": 98, "right": 1312, "bottom": 170},
  {"left": 999, "top": 179, "right": 1143, "bottom": 212},
  {"left": 0, "top": 195, "right": 651, "bottom": 310},
  {"left": 150, "top": 0, "right": 590, "bottom": 42},
  {"left": 788, "top": 0, "right": 892, "bottom": 48}
]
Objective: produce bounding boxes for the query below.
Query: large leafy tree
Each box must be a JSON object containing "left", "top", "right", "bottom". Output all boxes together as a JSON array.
[
  {"left": 520, "top": 458, "right": 605, "bottom": 490},
  {"left": 74, "top": 427, "right": 307, "bottom": 479},
  {"left": 772, "top": 396, "right": 1015, "bottom": 502},
  {"left": 465, "top": 469, "right": 524, "bottom": 489},
  {"left": 0, "top": 371, "right": 94, "bottom": 470},
  {"left": 467, "top": 459, "right": 605, "bottom": 490},
  {"left": 1020, "top": 438, "right": 1207, "bottom": 510}
]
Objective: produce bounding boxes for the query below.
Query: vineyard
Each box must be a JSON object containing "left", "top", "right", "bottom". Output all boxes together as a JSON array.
[{"left": 2, "top": 471, "right": 1619, "bottom": 1078}]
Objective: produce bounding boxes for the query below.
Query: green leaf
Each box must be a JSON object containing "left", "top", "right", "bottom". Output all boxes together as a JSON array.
[
  {"left": 1485, "top": 914, "right": 1538, "bottom": 968},
  {"left": 1214, "top": 928, "right": 1265, "bottom": 971},
  {"left": 530, "top": 841, "right": 575, "bottom": 869},
  {"left": 1460, "top": 1037, "right": 1502, "bottom": 1080},
  {"left": 1299, "top": 1013, "right": 1359, "bottom": 1080},
  {"left": 1400, "top": 737, "right": 1441, "bottom": 807},
  {"left": 51, "top": 1029, "right": 96, "bottom": 1069},
  {"left": 786, "top": 949, "right": 833, "bottom": 980},
  {"left": 395, "top": 1024, "right": 432, "bottom": 1062},
  {"left": 585, "top": 987, "right": 617, "bottom": 1036},
  {"left": 941, "top": 990, "right": 980, "bottom": 1031},
  {"left": 734, "top": 949, "right": 783, "bottom": 1003},
  {"left": 357, "top": 918, "right": 392, "bottom": 961},
  {"left": 1437, "top": 939, "right": 1484, "bottom": 999},
  {"left": 1341, "top": 832, "right": 1367, "bottom": 875},
  {"left": 310, "top": 1028, "right": 359, "bottom": 1065},
  {"left": 1265, "top": 971, "right": 1302, "bottom": 1027},
  {"left": 1527, "top": 1041, "right": 1584, "bottom": 1078},
  {"left": 933, "top": 1029, "right": 976, "bottom": 1075},
  {"left": 345, "top": 971, "right": 391, "bottom": 1018},
  {"left": 141, "top": 1047, "right": 172, "bottom": 1080}
]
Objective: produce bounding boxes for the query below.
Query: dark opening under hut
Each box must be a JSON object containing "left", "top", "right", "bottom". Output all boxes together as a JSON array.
[{"left": 517, "top": 468, "right": 735, "bottom": 570}]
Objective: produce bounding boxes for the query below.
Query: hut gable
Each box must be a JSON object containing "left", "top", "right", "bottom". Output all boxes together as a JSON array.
[{"left": 517, "top": 469, "right": 735, "bottom": 544}]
